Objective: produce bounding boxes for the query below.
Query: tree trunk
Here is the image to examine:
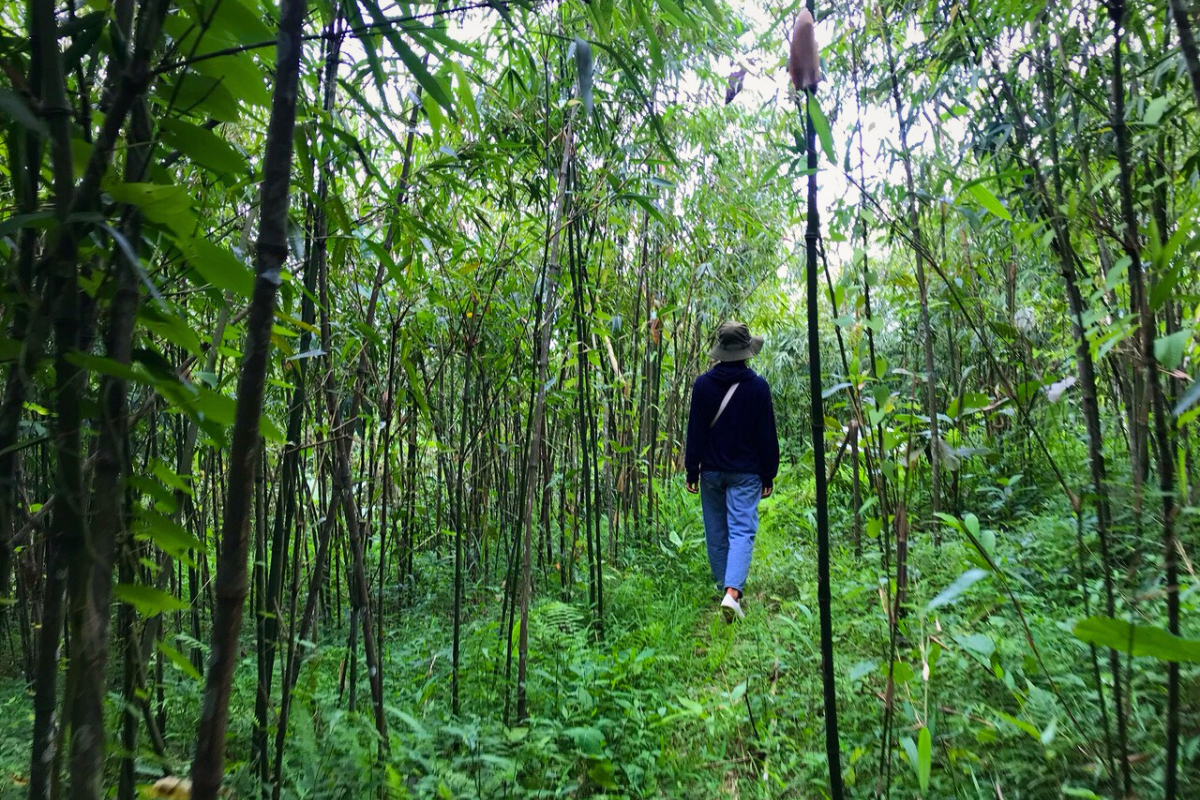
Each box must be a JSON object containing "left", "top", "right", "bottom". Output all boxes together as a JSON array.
[{"left": 190, "top": 0, "right": 307, "bottom": 794}]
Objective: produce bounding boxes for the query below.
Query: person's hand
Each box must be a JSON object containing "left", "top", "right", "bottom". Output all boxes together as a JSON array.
[
  {"left": 686, "top": 481, "right": 699, "bottom": 494},
  {"left": 761, "top": 486, "right": 773, "bottom": 499}
]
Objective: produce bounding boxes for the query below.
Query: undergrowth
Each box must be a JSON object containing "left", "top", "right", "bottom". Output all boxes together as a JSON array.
[{"left": 1, "top": 467, "right": 1195, "bottom": 798}]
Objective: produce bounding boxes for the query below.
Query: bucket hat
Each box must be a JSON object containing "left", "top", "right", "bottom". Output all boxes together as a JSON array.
[{"left": 709, "top": 321, "right": 763, "bottom": 362}]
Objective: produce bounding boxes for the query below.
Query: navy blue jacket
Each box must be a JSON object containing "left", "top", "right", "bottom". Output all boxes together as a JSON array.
[{"left": 685, "top": 362, "right": 780, "bottom": 488}]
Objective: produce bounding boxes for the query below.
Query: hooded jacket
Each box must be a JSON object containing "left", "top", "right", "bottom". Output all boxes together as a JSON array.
[{"left": 684, "top": 362, "right": 780, "bottom": 489}]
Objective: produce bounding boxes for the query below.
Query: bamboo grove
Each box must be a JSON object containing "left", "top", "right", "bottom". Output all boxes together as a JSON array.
[{"left": 0, "top": 0, "right": 1198, "bottom": 797}]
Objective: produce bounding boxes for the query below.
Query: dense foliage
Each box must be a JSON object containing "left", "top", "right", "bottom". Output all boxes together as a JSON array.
[{"left": 0, "top": 0, "right": 1198, "bottom": 798}]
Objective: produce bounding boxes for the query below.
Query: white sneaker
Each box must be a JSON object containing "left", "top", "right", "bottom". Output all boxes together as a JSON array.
[{"left": 720, "top": 593, "right": 744, "bottom": 622}]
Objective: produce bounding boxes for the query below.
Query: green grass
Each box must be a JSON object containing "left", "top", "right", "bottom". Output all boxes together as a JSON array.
[{"left": 1, "top": 469, "right": 1192, "bottom": 799}]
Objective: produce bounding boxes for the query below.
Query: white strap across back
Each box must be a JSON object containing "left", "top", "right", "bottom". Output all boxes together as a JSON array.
[{"left": 710, "top": 382, "right": 741, "bottom": 428}]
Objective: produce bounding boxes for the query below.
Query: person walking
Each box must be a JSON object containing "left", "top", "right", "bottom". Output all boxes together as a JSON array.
[{"left": 685, "top": 321, "right": 780, "bottom": 621}]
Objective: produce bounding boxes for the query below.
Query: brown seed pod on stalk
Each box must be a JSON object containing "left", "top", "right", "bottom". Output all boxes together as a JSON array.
[{"left": 788, "top": 9, "right": 822, "bottom": 91}]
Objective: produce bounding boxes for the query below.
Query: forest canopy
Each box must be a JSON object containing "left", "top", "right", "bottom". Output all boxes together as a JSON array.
[{"left": 0, "top": 0, "right": 1198, "bottom": 798}]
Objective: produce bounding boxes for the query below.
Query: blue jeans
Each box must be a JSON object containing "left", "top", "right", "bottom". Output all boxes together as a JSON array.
[{"left": 699, "top": 471, "right": 762, "bottom": 594}]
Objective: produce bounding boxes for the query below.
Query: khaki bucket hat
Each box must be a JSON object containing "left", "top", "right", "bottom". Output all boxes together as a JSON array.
[{"left": 709, "top": 321, "right": 763, "bottom": 362}]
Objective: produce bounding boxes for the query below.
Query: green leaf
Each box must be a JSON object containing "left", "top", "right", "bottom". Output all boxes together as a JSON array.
[
  {"left": 947, "top": 391, "right": 991, "bottom": 418},
  {"left": 1154, "top": 330, "right": 1190, "bottom": 370},
  {"left": 564, "top": 726, "right": 605, "bottom": 757},
  {"left": 848, "top": 660, "right": 877, "bottom": 681},
  {"left": 136, "top": 510, "right": 204, "bottom": 566},
  {"left": 106, "top": 182, "right": 197, "bottom": 237},
  {"left": 178, "top": 236, "right": 255, "bottom": 298},
  {"left": 1073, "top": 616, "right": 1200, "bottom": 662},
  {"left": 698, "top": 0, "right": 725, "bottom": 27},
  {"left": 114, "top": 583, "right": 188, "bottom": 617},
  {"left": 807, "top": 96, "right": 836, "bottom": 165},
  {"left": 631, "top": 0, "right": 663, "bottom": 73},
  {"left": 889, "top": 660, "right": 915, "bottom": 683},
  {"left": 926, "top": 568, "right": 989, "bottom": 612},
  {"left": 656, "top": 0, "right": 695, "bottom": 29},
  {"left": 160, "top": 72, "right": 241, "bottom": 122},
  {"left": 620, "top": 193, "right": 667, "bottom": 226},
  {"left": 900, "top": 736, "right": 918, "bottom": 771},
  {"left": 1144, "top": 96, "right": 1169, "bottom": 126},
  {"left": 159, "top": 119, "right": 247, "bottom": 175},
  {"left": 0, "top": 88, "right": 48, "bottom": 137},
  {"left": 965, "top": 183, "right": 1011, "bottom": 221},
  {"left": 392, "top": 36, "right": 455, "bottom": 116},
  {"left": 1172, "top": 379, "right": 1200, "bottom": 420},
  {"left": 192, "top": 51, "right": 271, "bottom": 109},
  {"left": 917, "top": 726, "right": 932, "bottom": 792},
  {"left": 157, "top": 640, "right": 202, "bottom": 681},
  {"left": 955, "top": 633, "right": 995, "bottom": 661},
  {"left": 587, "top": 760, "right": 618, "bottom": 790},
  {"left": 996, "top": 711, "right": 1041, "bottom": 741}
]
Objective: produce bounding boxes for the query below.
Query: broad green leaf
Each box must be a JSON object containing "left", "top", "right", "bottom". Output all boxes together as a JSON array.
[
  {"left": 450, "top": 61, "right": 479, "bottom": 130},
  {"left": 900, "top": 736, "right": 918, "bottom": 772},
  {"left": 587, "top": 760, "right": 618, "bottom": 790},
  {"left": 656, "top": 0, "right": 695, "bottom": 29},
  {"left": 965, "top": 183, "right": 1011, "bottom": 221},
  {"left": 590, "top": 0, "right": 614, "bottom": 40},
  {"left": 157, "top": 640, "right": 202, "bottom": 681},
  {"left": 1172, "top": 379, "right": 1200, "bottom": 420},
  {"left": 1154, "top": 330, "right": 1189, "bottom": 370},
  {"left": 0, "top": 211, "right": 55, "bottom": 238},
  {"left": 160, "top": 118, "right": 248, "bottom": 176},
  {"left": 106, "top": 182, "right": 197, "bottom": 237},
  {"left": 392, "top": 36, "right": 455, "bottom": 116},
  {"left": 139, "top": 304, "right": 203, "bottom": 355},
  {"left": 996, "top": 711, "right": 1041, "bottom": 741},
  {"left": 621, "top": 193, "right": 667, "bottom": 226},
  {"left": 807, "top": 96, "right": 835, "bottom": 165},
  {"left": 0, "top": 87, "right": 48, "bottom": 137},
  {"left": 180, "top": 0, "right": 274, "bottom": 45},
  {"left": 1144, "top": 96, "right": 1169, "bottom": 126},
  {"left": 917, "top": 726, "right": 932, "bottom": 792},
  {"left": 1073, "top": 616, "right": 1200, "bottom": 662},
  {"left": 115, "top": 583, "right": 188, "bottom": 617},
  {"left": 160, "top": 72, "right": 241, "bottom": 122},
  {"left": 889, "top": 660, "right": 915, "bottom": 683},
  {"left": 926, "top": 568, "right": 989, "bottom": 612},
  {"left": 136, "top": 510, "right": 204, "bottom": 565},
  {"left": 848, "top": 660, "right": 877, "bottom": 681},
  {"left": 564, "top": 726, "right": 605, "bottom": 757},
  {"left": 947, "top": 391, "right": 990, "bottom": 418},
  {"left": 698, "top": 0, "right": 725, "bottom": 27},
  {"left": 192, "top": 51, "right": 271, "bottom": 109},
  {"left": 631, "top": 0, "right": 663, "bottom": 73},
  {"left": 178, "top": 236, "right": 255, "bottom": 298},
  {"left": 955, "top": 633, "right": 995, "bottom": 660}
]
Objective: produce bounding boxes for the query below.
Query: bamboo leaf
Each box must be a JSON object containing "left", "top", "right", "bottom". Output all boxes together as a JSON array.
[
  {"left": 1073, "top": 616, "right": 1200, "bottom": 662},
  {"left": 115, "top": 583, "right": 188, "bottom": 617},
  {"left": 965, "top": 184, "right": 1012, "bottom": 221},
  {"left": 0, "top": 88, "right": 48, "bottom": 137},
  {"left": 392, "top": 35, "right": 455, "bottom": 116},
  {"left": 136, "top": 510, "right": 205, "bottom": 566},
  {"left": 807, "top": 95, "right": 835, "bottom": 165},
  {"left": 1172, "top": 379, "right": 1200, "bottom": 420},
  {"left": 926, "top": 568, "right": 989, "bottom": 612},
  {"left": 917, "top": 726, "right": 932, "bottom": 792},
  {"left": 1143, "top": 96, "right": 1169, "bottom": 126},
  {"left": 158, "top": 640, "right": 202, "bottom": 681}
]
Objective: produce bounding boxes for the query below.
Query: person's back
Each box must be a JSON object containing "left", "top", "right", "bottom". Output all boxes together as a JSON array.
[
  {"left": 686, "top": 361, "right": 778, "bottom": 483},
  {"left": 684, "top": 322, "right": 779, "bottom": 622}
]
